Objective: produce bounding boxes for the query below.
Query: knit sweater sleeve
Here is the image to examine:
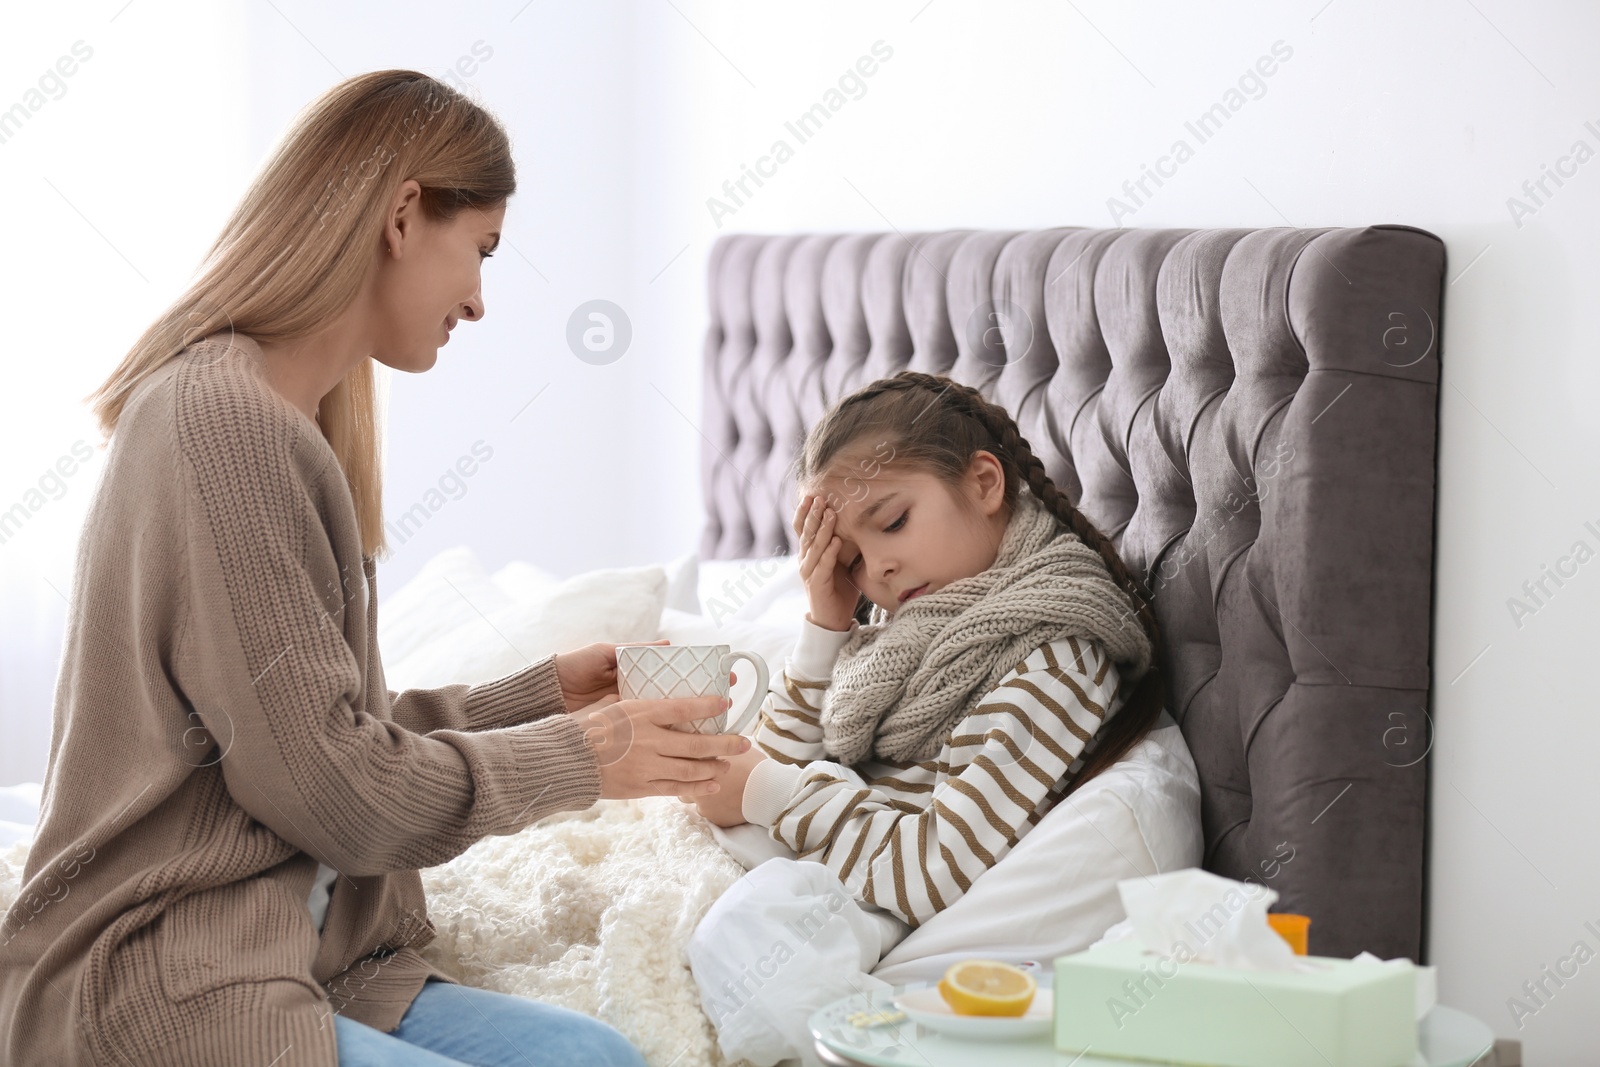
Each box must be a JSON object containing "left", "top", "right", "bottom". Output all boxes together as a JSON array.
[
  {"left": 742, "top": 638, "right": 1123, "bottom": 928},
  {"left": 384, "top": 654, "right": 569, "bottom": 736},
  {"left": 171, "top": 370, "right": 601, "bottom": 877}
]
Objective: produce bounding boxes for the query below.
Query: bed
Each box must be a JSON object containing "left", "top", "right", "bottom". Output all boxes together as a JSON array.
[
  {"left": 0, "top": 223, "right": 1445, "bottom": 1067},
  {"left": 697, "top": 224, "right": 1446, "bottom": 963}
]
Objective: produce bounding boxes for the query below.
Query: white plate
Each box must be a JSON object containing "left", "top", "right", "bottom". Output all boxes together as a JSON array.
[{"left": 891, "top": 984, "right": 1054, "bottom": 1041}]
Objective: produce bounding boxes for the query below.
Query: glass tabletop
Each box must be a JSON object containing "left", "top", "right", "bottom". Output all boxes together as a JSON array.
[{"left": 808, "top": 982, "right": 1496, "bottom": 1067}]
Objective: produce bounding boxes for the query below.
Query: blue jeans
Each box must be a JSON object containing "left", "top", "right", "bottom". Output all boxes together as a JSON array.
[{"left": 335, "top": 978, "right": 649, "bottom": 1066}]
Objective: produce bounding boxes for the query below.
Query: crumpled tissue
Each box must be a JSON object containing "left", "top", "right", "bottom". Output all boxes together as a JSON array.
[
  {"left": 1096, "top": 868, "right": 1438, "bottom": 1019},
  {"left": 1096, "top": 868, "right": 1300, "bottom": 972},
  {"left": 687, "top": 857, "right": 896, "bottom": 1067}
]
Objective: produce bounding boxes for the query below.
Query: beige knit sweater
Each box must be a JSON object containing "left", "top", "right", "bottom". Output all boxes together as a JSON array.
[{"left": 0, "top": 334, "right": 604, "bottom": 1066}]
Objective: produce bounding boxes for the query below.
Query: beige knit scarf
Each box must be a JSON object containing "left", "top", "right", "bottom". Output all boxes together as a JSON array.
[{"left": 821, "top": 488, "right": 1153, "bottom": 765}]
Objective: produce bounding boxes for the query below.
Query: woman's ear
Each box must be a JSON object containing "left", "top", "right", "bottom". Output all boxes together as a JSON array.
[{"left": 383, "top": 179, "right": 424, "bottom": 258}]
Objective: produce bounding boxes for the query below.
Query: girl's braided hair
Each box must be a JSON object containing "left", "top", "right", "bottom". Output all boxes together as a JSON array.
[{"left": 792, "top": 370, "right": 1167, "bottom": 794}]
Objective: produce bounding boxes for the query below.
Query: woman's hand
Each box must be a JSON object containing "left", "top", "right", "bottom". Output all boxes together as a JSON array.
[
  {"left": 794, "top": 493, "right": 859, "bottom": 632},
  {"left": 554, "top": 640, "right": 734, "bottom": 715},
  {"left": 575, "top": 691, "right": 753, "bottom": 801},
  {"left": 553, "top": 641, "right": 642, "bottom": 714},
  {"left": 679, "top": 745, "right": 770, "bottom": 827}
]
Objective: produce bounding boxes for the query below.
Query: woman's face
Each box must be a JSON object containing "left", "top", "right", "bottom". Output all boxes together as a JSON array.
[
  {"left": 810, "top": 450, "right": 1010, "bottom": 618},
  {"left": 370, "top": 182, "right": 505, "bottom": 373}
]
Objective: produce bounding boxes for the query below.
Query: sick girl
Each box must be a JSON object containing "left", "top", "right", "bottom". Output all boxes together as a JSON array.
[{"left": 682, "top": 370, "right": 1166, "bottom": 929}]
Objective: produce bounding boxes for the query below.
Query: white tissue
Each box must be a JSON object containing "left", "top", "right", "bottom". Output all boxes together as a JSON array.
[
  {"left": 1115, "top": 868, "right": 1300, "bottom": 972},
  {"left": 1353, "top": 951, "right": 1437, "bottom": 1020},
  {"left": 687, "top": 857, "right": 893, "bottom": 1067}
]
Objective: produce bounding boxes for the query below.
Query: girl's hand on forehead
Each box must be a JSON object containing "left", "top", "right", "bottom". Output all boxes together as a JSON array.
[{"left": 794, "top": 492, "right": 861, "bottom": 633}]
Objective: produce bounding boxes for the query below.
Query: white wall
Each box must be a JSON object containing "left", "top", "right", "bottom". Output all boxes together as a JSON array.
[
  {"left": 0, "top": 0, "right": 252, "bottom": 798},
  {"left": 4, "top": 0, "right": 1596, "bottom": 1060}
]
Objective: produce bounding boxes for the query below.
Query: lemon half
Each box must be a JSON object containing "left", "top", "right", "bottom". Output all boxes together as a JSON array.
[{"left": 936, "top": 959, "right": 1037, "bottom": 1017}]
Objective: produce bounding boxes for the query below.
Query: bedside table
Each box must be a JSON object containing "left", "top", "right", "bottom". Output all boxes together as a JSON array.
[{"left": 808, "top": 983, "right": 1498, "bottom": 1067}]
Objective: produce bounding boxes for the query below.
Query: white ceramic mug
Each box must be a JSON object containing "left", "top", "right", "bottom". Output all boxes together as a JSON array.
[{"left": 615, "top": 644, "right": 769, "bottom": 736}]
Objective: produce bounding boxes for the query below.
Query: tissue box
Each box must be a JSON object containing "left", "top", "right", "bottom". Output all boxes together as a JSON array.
[{"left": 1053, "top": 941, "right": 1416, "bottom": 1067}]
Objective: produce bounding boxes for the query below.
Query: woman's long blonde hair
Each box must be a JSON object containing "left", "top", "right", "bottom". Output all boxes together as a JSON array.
[{"left": 85, "top": 70, "right": 516, "bottom": 559}]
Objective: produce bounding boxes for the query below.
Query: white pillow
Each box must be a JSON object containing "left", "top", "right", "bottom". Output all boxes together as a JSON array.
[
  {"left": 661, "top": 550, "right": 701, "bottom": 614},
  {"left": 377, "top": 545, "right": 512, "bottom": 664},
  {"left": 490, "top": 551, "right": 698, "bottom": 614},
  {"left": 656, "top": 607, "right": 803, "bottom": 735},
  {"left": 869, "top": 714, "right": 1203, "bottom": 986},
  {"left": 695, "top": 555, "right": 809, "bottom": 628},
  {"left": 489, "top": 559, "right": 561, "bottom": 605},
  {"left": 383, "top": 555, "right": 667, "bottom": 690}
]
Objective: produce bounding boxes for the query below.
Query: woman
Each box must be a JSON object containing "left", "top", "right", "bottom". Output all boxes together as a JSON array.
[{"left": 0, "top": 70, "right": 748, "bottom": 1066}]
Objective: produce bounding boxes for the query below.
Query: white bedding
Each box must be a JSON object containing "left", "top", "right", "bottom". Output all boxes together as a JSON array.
[{"left": 0, "top": 545, "right": 1203, "bottom": 1067}]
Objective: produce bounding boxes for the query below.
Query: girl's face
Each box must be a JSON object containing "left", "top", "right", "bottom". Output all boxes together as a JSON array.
[
  {"left": 810, "top": 450, "right": 1011, "bottom": 618},
  {"left": 370, "top": 182, "right": 505, "bottom": 373}
]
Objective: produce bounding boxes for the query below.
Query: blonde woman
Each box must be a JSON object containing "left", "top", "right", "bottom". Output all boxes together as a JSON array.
[{"left": 0, "top": 71, "right": 749, "bottom": 1066}]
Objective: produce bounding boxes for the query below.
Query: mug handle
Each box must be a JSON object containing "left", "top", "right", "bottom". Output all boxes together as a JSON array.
[{"left": 720, "top": 649, "right": 769, "bottom": 736}]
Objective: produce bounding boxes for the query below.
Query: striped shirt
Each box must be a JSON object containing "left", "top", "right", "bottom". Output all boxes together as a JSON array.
[{"left": 740, "top": 618, "right": 1126, "bottom": 928}]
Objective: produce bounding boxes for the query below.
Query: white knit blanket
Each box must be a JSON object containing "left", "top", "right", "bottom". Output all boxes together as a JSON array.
[{"left": 0, "top": 798, "right": 753, "bottom": 1067}]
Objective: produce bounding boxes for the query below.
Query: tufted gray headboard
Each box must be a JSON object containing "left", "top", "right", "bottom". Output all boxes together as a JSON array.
[{"left": 698, "top": 226, "right": 1445, "bottom": 963}]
